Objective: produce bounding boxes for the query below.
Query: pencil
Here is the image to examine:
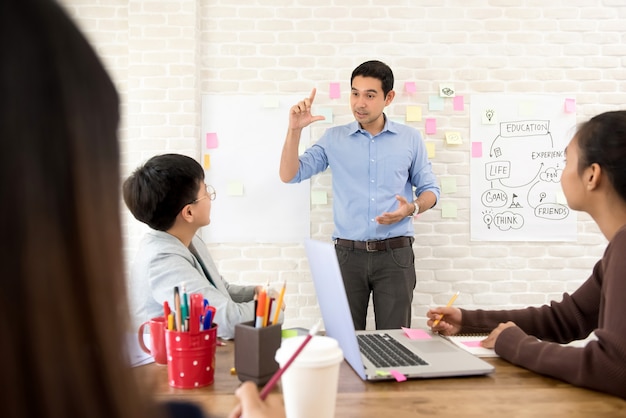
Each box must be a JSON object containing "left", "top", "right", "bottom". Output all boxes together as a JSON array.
[
  {"left": 259, "top": 319, "right": 322, "bottom": 400},
  {"left": 174, "top": 286, "right": 182, "bottom": 332},
  {"left": 272, "top": 280, "right": 286, "bottom": 325},
  {"left": 432, "top": 291, "right": 459, "bottom": 327}
]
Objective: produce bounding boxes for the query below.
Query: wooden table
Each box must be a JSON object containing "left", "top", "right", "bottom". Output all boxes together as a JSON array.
[{"left": 134, "top": 340, "right": 626, "bottom": 417}]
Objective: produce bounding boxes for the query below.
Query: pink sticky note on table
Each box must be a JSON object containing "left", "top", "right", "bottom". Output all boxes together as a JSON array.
[
  {"left": 402, "top": 327, "right": 432, "bottom": 340},
  {"left": 390, "top": 370, "right": 407, "bottom": 382},
  {"left": 206, "top": 132, "right": 218, "bottom": 149},
  {"left": 404, "top": 81, "right": 417, "bottom": 94},
  {"left": 425, "top": 118, "right": 436, "bottom": 135},
  {"left": 564, "top": 98, "right": 576, "bottom": 113},
  {"left": 472, "top": 142, "right": 483, "bottom": 158},
  {"left": 329, "top": 82, "right": 341, "bottom": 99},
  {"left": 453, "top": 95, "right": 464, "bottom": 111},
  {"left": 462, "top": 340, "right": 484, "bottom": 348}
]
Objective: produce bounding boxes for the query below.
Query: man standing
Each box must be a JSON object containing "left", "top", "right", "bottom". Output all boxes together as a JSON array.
[{"left": 280, "top": 60, "right": 440, "bottom": 330}]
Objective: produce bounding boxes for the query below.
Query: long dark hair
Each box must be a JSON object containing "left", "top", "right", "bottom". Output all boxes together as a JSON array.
[
  {"left": 0, "top": 1, "right": 157, "bottom": 417},
  {"left": 575, "top": 110, "right": 626, "bottom": 201}
]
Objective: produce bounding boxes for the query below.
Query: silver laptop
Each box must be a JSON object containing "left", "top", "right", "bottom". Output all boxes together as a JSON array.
[{"left": 304, "top": 238, "right": 494, "bottom": 381}]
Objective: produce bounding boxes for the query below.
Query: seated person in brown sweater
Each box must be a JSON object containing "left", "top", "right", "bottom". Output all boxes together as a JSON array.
[{"left": 427, "top": 110, "right": 626, "bottom": 400}]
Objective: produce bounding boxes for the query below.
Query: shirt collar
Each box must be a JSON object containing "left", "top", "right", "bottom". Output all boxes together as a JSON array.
[{"left": 349, "top": 113, "right": 397, "bottom": 136}]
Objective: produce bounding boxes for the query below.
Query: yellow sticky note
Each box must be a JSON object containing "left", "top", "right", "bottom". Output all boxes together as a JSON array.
[
  {"left": 406, "top": 105, "right": 422, "bottom": 122},
  {"left": 441, "top": 177, "right": 457, "bottom": 194},
  {"left": 441, "top": 202, "right": 458, "bottom": 218},
  {"left": 426, "top": 142, "right": 436, "bottom": 159},
  {"left": 445, "top": 131, "right": 463, "bottom": 145},
  {"left": 227, "top": 181, "right": 244, "bottom": 196},
  {"left": 311, "top": 191, "right": 328, "bottom": 205},
  {"left": 203, "top": 154, "right": 211, "bottom": 170}
]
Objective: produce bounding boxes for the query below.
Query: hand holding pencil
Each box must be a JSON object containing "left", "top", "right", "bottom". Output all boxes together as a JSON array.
[{"left": 426, "top": 291, "right": 462, "bottom": 336}]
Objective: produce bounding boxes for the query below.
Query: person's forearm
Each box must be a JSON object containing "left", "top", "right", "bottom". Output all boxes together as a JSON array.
[{"left": 279, "top": 128, "right": 302, "bottom": 182}]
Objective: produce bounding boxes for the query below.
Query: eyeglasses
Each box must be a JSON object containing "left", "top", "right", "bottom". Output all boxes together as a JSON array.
[{"left": 189, "top": 184, "right": 216, "bottom": 205}]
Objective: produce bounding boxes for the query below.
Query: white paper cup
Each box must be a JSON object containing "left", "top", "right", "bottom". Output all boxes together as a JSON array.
[{"left": 275, "top": 335, "right": 343, "bottom": 418}]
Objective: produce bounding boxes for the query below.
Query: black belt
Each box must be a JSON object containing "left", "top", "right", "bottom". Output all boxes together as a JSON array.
[{"left": 334, "top": 237, "right": 414, "bottom": 252}]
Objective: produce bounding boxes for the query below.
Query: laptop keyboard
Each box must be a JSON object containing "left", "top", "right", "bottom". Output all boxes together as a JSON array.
[{"left": 357, "top": 333, "right": 428, "bottom": 368}]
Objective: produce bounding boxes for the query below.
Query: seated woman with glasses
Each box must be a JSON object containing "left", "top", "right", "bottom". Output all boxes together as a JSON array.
[{"left": 123, "top": 154, "right": 278, "bottom": 339}]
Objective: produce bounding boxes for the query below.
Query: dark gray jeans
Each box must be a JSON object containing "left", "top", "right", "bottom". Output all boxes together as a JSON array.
[{"left": 334, "top": 244, "right": 416, "bottom": 330}]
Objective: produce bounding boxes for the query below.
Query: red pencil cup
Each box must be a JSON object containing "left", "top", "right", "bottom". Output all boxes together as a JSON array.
[{"left": 165, "top": 323, "right": 218, "bottom": 389}]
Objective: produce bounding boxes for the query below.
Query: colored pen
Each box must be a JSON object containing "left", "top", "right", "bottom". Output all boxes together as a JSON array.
[
  {"left": 272, "top": 280, "right": 286, "bottom": 326},
  {"left": 432, "top": 291, "right": 460, "bottom": 327},
  {"left": 163, "top": 301, "right": 171, "bottom": 319},
  {"left": 255, "top": 289, "right": 266, "bottom": 328},
  {"left": 167, "top": 312, "right": 175, "bottom": 331},
  {"left": 262, "top": 283, "right": 271, "bottom": 327},
  {"left": 174, "top": 286, "right": 182, "bottom": 332},
  {"left": 259, "top": 320, "right": 322, "bottom": 399}
]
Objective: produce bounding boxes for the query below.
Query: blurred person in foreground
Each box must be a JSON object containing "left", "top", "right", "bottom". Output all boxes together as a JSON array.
[{"left": 0, "top": 1, "right": 285, "bottom": 417}]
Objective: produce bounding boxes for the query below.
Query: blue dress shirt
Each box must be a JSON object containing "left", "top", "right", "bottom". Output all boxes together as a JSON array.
[{"left": 289, "top": 116, "right": 440, "bottom": 241}]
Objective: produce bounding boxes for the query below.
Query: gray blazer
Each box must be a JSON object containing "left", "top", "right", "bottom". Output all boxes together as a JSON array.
[{"left": 129, "top": 230, "right": 256, "bottom": 339}]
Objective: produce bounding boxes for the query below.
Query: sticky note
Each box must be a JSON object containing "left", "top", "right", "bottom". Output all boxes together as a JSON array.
[
  {"left": 482, "top": 109, "right": 497, "bottom": 124},
  {"left": 311, "top": 191, "right": 327, "bottom": 205},
  {"left": 462, "top": 340, "right": 484, "bottom": 348},
  {"left": 428, "top": 95, "right": 444, "bottom": 111},
  {"left": 203, "top": 154, "right": 211, "bottom": 170},
  {"left": 564, "top": 98, "right": 576, "bottom": 113},
  {"left": 425, "top": 118, "right": 437, "bottom": 135},
  {"left": 406, "top": 105, "right": 422, "bottom": 122},
  {"left": 402, "top": 327, "right": 432, "bottom": 340},
  {"left": 471, "top": 142, "right": 482, "bottom": 158},
  {"left": 227, "top": 181, "right": 244, "bottom": 196},
  {"left": 375, "top": 370, "right": 391, "bottom": 377},
  {"left": 439, "top": 83, "right": 455, "bottom": 97},
  {"left": 281, "top": 329, "right": 299, "bottom": 339},
  {"left": 390, "top": 370, "right": 407, "bottom": 382},
  {"left": 441, "top": 202, "right": 457, "bottom": 218},
  {"left": 445, "top": 131, "right": 463, "bottom": 145},
  {"left": 556, "top": 191, "right": 567, "bottom": 204},
  {"left": 329, "top": 82, "right": 341, "bottom": 99},
  {"left": 426, "top": 142, "right": 436, "bottom": 158},
  {"left": 262, "top": 96, "right": 279, "bottom": 108},
  {"left": 316, "top": 107, "right": 333, "bottom": 124},
  {"left": 206, "top": 132, "right": 218, "bottom": 149},
  {"left": 404, "top": 81, "right": 417, "bottom": 94},
  {"left": 441, "top": 177, "right": 457, "bottom": 194},
  {"left": 453, "top": 95, "right": 464, "bottom": 111}
]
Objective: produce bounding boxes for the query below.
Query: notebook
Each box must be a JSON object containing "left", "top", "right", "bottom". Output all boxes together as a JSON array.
[{"left": 304, "top": 238, "right": 495, "bottom": 381}]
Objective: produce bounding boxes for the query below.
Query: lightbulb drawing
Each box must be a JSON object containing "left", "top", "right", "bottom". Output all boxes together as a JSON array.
[
  {"left": 482, "top": 211, "right": 494, "bottom": 229},
  {"left": 485, "top": 109, "right": 495, "bottom": 122}
]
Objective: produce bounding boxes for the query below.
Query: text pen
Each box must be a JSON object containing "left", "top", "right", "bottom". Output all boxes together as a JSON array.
[
  {"left": 255, "top": 289, "right": 266, "bottom": 328},
  {"left": 259, "top": 319, "right": 322, "bottom": 400},
  {"left": 272, "top": 280, "right": 286, "bottom": 326},
  {"left": 432, "top": 291, "right": 460, "bottom": 327}
]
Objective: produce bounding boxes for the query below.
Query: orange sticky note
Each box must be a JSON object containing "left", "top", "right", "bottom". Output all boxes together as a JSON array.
[{"left": 203, "top": 154, "right": 211, "bottom": 170}]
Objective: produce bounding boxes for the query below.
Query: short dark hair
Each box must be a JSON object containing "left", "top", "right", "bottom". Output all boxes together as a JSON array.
[
  {"left": 123, "top": 154, "right": 205, "bottom": 231},
  {"left": 575, "top": 110, "right": 626, "bottom": 202},
  {"left": 351, "top": 60, "right": 394, "bottom": 97}
]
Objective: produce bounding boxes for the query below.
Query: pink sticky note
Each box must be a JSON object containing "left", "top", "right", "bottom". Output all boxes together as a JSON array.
[
  {"left": 453, "top": 95, "right": 464, "bottom": 111},
  {"left": 425, "top": 118, "right": 436, "bottom": 135},
  {"left": 404, "top": 81, "right": 417, "bottom": 94},
  {"left": 462, "top": 340, "right": 484, "bottom": 348},
  {"left": 472, "top": 142, "right": 482, "bottom": 158},
  {"left": 402, "top": 327, "right": 432, "bottom": 340},
  {"left": 390, "top": 370, "right": 407, "bottom": 382},
  {"left": 564, "top": 98, "right": 576, "bottom": 113},
  {"left": 329, "top": 82, "right": 341, "bottom": 99},
  {"left": 206, "top": 132, "right": 218, "bottom": 149}
]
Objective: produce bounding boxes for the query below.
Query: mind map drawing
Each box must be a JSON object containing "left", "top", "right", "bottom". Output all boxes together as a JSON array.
[{"left": 470, "top": 95, "right": 577, "bottom": 242}]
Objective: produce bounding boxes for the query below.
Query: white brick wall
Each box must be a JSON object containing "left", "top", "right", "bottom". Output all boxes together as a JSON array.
[{"left": 59, "top": 0, "right": 625, "bottom": 330}]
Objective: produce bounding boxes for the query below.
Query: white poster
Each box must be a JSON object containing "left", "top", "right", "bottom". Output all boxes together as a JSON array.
[
  {"left": 470, "top": 94, "right": 577, "bottom": 242},
  {"left": 201, "top": 95, "right": 311, "bottom": 243}
]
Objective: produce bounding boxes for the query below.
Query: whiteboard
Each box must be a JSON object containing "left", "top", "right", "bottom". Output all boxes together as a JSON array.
[
  {"left": 470, "top": 94, "right": 577, "bottom": 242},
  {"left": 200, "top": 95, "right": 311, "bottom": 243}
]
